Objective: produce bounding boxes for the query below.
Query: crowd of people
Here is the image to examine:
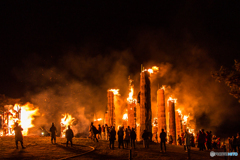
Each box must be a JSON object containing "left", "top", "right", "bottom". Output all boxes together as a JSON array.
[{"left": 14, "top": 121, "right": 239, "bottom": 153}]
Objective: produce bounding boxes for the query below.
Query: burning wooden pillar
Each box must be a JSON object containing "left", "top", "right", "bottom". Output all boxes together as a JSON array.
[
  {"left": 168, "top": 98, "right": 176, "bottom": 145},
  {"left": 107, "top": 90, "right": 115, "bottom": 127},
  {"left": 157, "top": 88, "right": 166, "bottom": 140},
  {"left": 140, "top": 70, "right": 152, "bottom": 139},
  {"left": 128, "top": 103, "right": 136, "bottom": 129},
  {"left": 175, "top": 111, "right": 182, "bottom": 144}
]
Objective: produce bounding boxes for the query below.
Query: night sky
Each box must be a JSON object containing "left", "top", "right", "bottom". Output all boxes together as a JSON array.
[{"left": 1, "top": 1, "right": 240, "bottom": 137}]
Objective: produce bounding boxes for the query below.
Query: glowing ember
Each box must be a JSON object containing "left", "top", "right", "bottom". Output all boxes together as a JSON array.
[
  {"left": 108, "top": 89, "right": 120, "bottom": 95},
  {"left": 60, "top": 113, "right": 75, "bottom": 138},
  {"left": 122, "top": 113, "right": 128, "bottom": 120}
]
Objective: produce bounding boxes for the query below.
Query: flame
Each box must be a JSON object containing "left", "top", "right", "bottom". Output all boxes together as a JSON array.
[
  {"left": 152, "top": 117, "right": 158, "bottom": 127},
  {"left": 4, "top": 103, "right": 39, "bottom": 136},
  {"left": 108, "top": 89, "right": 119, "bottom": 95},
  {"left": 182, "top": 115, "right": 189, "bottom": 125},
  {"left": 122, "top": 113, "right": 128, "bottom": 120},
  {"left": 160, "top": 85, "right": 165, "bottom": 90},
  {"left": 143, "top": 66, "right": 159, "bottom": 74},
  {"left": 176, "top": 108, "right": 182, "bottom": 115},
  {"left": 136, "top": 123, "right": 140, "bottom": 127},
  {"left": 94, "top": 118, "right": 102, "bottom": 121},
  {"left": 127, "top": 87, "right": 137, "bottom": 103},
  {"left": 168, "top": 96, "right": 177, "bottom": 103},
  {"left": 19, "top": 103, "right": 39, "bottom": 136},
  {"left": 60, "top": 113, "right": 75, "bottom": 138}
]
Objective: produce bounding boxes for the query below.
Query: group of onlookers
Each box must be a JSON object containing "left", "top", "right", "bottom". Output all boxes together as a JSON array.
[{"left": 228, "top": 132, "right": 240, "bottom": 152}]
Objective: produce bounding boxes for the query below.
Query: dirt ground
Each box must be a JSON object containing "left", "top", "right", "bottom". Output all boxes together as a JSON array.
[{"left": 0, "top": 136, "right": 237, "bottom": 160}]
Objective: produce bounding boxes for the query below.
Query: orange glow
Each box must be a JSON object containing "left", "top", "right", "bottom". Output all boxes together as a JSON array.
[
  {"left": 5, "top": 103, "right": 39, "bottom": 136},
  {"left": 60, "top": 113, "right": 75, "bottom": 138},
  {"left": 160, "top": 85, "right": 165, "bottom": 90},
  {"left": 108, "top": 89, "right": 120, "bottom": 95},
  {"left": 122, "top": 113, "right": 128, "bottom": 120},
  {"left": 127, "top": 87, "right": 137, "bottom": 103},
  {"left": 168, "top": 96, "right": 177, "bottom": 103},
  {"left": 94, "top": 118, "right": 102, "bottom": 121},
  {"left": 152, "top": 117, "right": 158, "bottom": 127},
  {"left": 143, "top": 66, "right": 159, "bottom": 74}
]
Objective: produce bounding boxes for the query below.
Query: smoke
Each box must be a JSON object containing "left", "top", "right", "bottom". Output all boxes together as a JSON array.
[{"left": 12, "top": 31, "right": 239, "bottom": 138}]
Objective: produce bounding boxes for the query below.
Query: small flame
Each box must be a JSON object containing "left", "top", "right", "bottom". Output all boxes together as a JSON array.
[
  {"left": 152, "top": 117, "right": 158, "bottom": 127},
  {"left": 122, "top": 113, "right": 128, "bottom": 120},
  {"left": 168, "top": 96, "right": 177, "bottom": 103},
  {"left": 176, "top": 109, "right": 182, "bottom": 115},
  {"left": 94, "top": 118, "right": 102, "bottom": 121},
  {"left": 182, "top": 115, "right": 189, "bottom": 124},
  {"left": 108, "top": 89, "right": 119, "bottom": 95},
  {"left": 127, "top": 87, "right": 137, "bottom": 103},
  {"left": 143, "top": 66, "right": 159, "bottom": 74},
  {"left": 160, "top": 85, "right": 165, "bottom": 90}
]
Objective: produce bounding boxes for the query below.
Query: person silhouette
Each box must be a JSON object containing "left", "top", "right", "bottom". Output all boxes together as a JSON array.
[
  {"left": 14, "top": 122, "right": 25, "bottom": 149},
  {"left": 66, "top": 125, "right": 74, "bottom": 147},
  {"left": 50, "top": 123, "right": 57, "bottom": 144},
  {"left": 160, "top": 129, "right": 166, "bottom": 152}
]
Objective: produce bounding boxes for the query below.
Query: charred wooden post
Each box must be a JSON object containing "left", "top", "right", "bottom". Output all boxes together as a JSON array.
[
  {"left": 107, "top": 91, "right": 115, "bottom": 127},
  {"left": 140, "top": 71, "right": 152, "bottom": 140},
  {"left": 157, "top": 88, "right": 166, "bottom": 141},
  {"left": 168, "top": 99, "right": 176, "bottom": 145}
]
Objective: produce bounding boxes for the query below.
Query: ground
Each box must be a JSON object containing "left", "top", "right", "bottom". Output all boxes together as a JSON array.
[{"left": 0, "top": 136, "right": 237, "bottom": 160}]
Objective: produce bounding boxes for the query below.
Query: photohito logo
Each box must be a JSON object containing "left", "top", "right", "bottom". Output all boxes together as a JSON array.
[{"left": 210, "top": 151, "right": 238, "bottom": 157}]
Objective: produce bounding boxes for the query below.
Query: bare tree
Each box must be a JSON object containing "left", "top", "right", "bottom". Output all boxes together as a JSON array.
[{"left": 212, "top": 60, "right": 240, "bottom": 102}]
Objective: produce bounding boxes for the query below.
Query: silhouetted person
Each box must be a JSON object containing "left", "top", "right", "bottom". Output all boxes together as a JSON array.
[
  {"left": 90, "top": 122, "right": 98, "bottom": 142},
  {"left": 198, "top": 129, "right": 206, "bottom": 151},
  {"left": 66, "top": 125, "right": 74, "bottom": 147},
  {"left": 160, "top": 129, "right": 166, "bottom": 152},
  {"left": 177, "top": 135, "right": 182, "bottom": 145},
  {"left": 14, "top": 122, "right": 25, "bottom": 149},
  {"left": 206, "top": 131, "right": 212, "bottom": 150},
  {"left": 184, "top": 129, "right": 191, "bottom": 152},
  {"left": 102, "top": 125, "right": 105, "bottom": 139},
  {"left": 124, "top": 127, "right": 130, "bottom": 148},
  {"left": 109, "top": 126, "right": 116, "bottom": 149},
  {"left": 118, "top": 127, "right": 124, "bottom": 149},
  {"left": 97, "top": 124, "right": 101, "bottom": 139},
  {"left": 130, "top": 128, "right": 136, "bottom": 149},
  {"left": 168, "top": 135, "right": 173, "bottom": 144},
  {"left": 50, "top": 123, "right": 57, "bottom": 144},
  {"left": 142, "top": 130, "right": 149, "bottom": 148}
]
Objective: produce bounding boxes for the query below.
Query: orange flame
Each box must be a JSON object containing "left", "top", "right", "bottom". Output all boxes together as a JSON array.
[
  {"left": 152, "top": 117, "right": 158, "bottom": 127},
  {"left": 168, "top": 96, "right": 177, "bottom": 103},
  {"left": 60, "top": 113, "right": 75, "bottom": 138},
  {"left": 127, "top": 87, "right": 137, "bottom": 103},
  {"left": 94, "top": 118, "right": 102, "bottom": 121},
  {"left": 122, "top": 113, "right": 128, "bottom": 120},
  {"left": 108, "top": 89, "right": 120, "bottom": 95},
  {"left": 143, "top": 66, "right": 159, "bottom": 74}
]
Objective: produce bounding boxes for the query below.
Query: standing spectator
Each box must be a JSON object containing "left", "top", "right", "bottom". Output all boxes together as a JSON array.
[
  {"left": 124, "top": 128, "right": 130, "bottom": 148},
  {"left": 65, "top": 125, "right": 74, "bottom": 147},
  {"left": 101, "top": 125, "right": 105, "bottom": 139},
  {"left": 169, "top": 135, "right": 173, "bottom": 144},
  {"left": 14, "top": 122, "right": 25, "bottom": 149},
  {"left": 177, "top": 135, "right": 182, "bottom": 145},
  {"left": 98, "top": 124, "right": 101, "bottom": 139},
  {"left": 105, "top": 124, "right": 108, "bottom": 140},
  {"left": 232, "top": 136, "right": 237, "bottom": 152},
  {"left": 90, "top": 122, "right": 98, "bottom": 142},
  {"left": 142, "top": 130, "right": 149, "bottom": 148},
  {"left": 206, "top": 131, "right": 212, "bottom": 150},
  {"left": 109, "top": 126, "right": 116, "bottom": 149},
  {"left": 118, "top": 127, "right": 124, "bottom": 149},
  {"left": 184, "top": 129, "right": 191, "bottom": 152},
  {"left": 130, "top": 128, "right": 136, "bottom": 149},
  {"left": 160, "top": 129, "right": 166, "bottom": 152},
  {"left": 50, "top": 123, "right": 57, "bottom": 144}
]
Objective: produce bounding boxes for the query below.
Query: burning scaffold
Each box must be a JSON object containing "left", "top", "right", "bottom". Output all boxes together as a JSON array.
[{"left": 0, "top": 103, "right": 39, "bottom": 136}]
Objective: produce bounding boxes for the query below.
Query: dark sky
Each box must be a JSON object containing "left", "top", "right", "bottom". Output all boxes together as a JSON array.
[{"left": 1, "top": 1, "right": 240, "bottom": 136}]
